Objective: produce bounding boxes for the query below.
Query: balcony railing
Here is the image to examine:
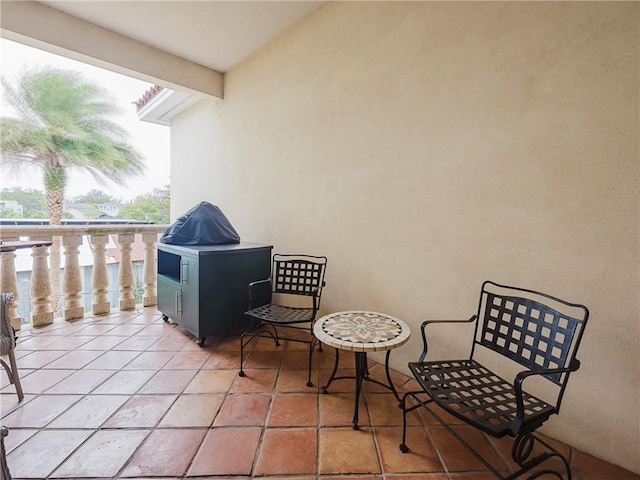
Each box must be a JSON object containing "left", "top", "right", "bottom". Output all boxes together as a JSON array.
[{"left": 0, "top": 224, "right": 167, "bottom": 331}]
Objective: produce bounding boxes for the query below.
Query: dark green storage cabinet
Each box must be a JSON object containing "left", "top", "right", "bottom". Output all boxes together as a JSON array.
[{"left": 157, "top": 242, "right": 272, "bottom": 345}]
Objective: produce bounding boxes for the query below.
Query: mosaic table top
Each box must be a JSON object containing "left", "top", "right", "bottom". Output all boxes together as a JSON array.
[{"left": 313, "top": 310, "right": 411, "bottom": 352}]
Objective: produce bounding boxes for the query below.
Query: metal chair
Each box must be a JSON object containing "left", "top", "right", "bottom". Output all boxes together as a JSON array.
[
  {"left": 1, "top": 293, "right": 24, "bottom": 401},
  {"left": 399, "top": 280, "right": 588, "bottom": 480},
  {"left": 239, "top": 254, "right": 327, "bottom": 387}
]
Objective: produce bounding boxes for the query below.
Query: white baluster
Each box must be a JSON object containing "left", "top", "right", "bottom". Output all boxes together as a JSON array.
[
  {"left": 0, "top": 236, "right": 21, "bottom": 330},
  {"left": 90, "top": 234, "right": 110, "bottom": 315},
  {"left": 63, "top": 234, "right": 84, "bottom": 321},
  {"left": 30, "top": 244, "right": 53, "bottom": 327},
  {"left": 118, "top": 233, "right": 136, "bottom": 311},
  {"left": 142, "top": 232, "right": 158, "bottom": 306}
]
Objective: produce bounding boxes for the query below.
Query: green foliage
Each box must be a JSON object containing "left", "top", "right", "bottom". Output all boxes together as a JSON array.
[
  {"left": 117, "top": 185, "right": 170, "bottom": 223},
  {"left": 70, "top": 189, "right": 118, "bottom": 205},
  {"left": 0, "top": 187, "right": 46, "bottom": 217}
]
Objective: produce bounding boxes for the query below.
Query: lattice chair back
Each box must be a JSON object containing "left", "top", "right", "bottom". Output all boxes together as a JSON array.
[
  {"left": 272, "top": 254, "right": 327, "bottom": 301},
  {"left": 472, "top": 281, "right": 589, "bottom": 388}
]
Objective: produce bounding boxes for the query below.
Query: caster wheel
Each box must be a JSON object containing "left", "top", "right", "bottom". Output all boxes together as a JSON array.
[
  {"left": 399, "top": 444, "right": 409, "bottom": 453},
  {"left": 162, "top": 315, "right": 169, "bottom": 322},
  {"left": 197, "top": 338, "right": 205, "bottom": 347},
  {"left": 239, "top": 371, "right": 246, "bottom": 377}
]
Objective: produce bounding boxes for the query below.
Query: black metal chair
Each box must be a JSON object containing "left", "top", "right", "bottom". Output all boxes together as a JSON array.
[
  {"left": 399, "top": 280, "right": 588, "bottom": 480},
  {"left": 239, "top": 254, "right": 327, "bottom": 387},
  {"left": 1, "top": 293, "right": 23, "bottom": 401}
]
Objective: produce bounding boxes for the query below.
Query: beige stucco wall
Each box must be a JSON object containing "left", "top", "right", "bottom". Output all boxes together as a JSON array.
[{"left": 171, "top": 2, "right": 639, "bottom": 473}]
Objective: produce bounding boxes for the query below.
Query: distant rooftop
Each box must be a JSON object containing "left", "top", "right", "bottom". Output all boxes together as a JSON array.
[{"left": 134, "top": 85, "right": 164, "bottom": 112}]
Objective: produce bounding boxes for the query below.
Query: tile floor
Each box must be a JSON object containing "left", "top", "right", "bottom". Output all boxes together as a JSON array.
[{"left": 1, "top": 307, "right": 638, "bottom": 480}]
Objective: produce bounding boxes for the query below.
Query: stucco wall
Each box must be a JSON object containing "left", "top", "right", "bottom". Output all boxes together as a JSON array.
[{"left": 171, "top": 2, "right": 639, "bottom": 472}]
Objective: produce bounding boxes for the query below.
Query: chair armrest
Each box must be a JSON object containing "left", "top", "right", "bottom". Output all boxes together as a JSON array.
[
  {"left": 511, "top": 360, "right": 581, "bottom": 434},
  {"left": 418, "top": 316, "right": 477, "bottom": 362},
  {"left": 247, "top": 278, "right": 272, "bottom": 309}
]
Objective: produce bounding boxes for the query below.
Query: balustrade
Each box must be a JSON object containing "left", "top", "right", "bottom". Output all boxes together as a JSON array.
[{"left": 0, "top": 224, "right": 167, "bottom": 330}]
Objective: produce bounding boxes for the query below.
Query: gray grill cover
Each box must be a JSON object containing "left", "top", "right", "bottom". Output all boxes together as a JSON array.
[{"left": 160, "top": 202, "right": 240, "bottom": 245}]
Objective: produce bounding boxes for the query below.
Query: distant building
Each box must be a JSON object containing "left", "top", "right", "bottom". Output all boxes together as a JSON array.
[
  {"left": 0, "top": 199, "right": 24, "bottom": 216},
  {"left": 65, "top": 202, "right": 124, "bottom": 219}
]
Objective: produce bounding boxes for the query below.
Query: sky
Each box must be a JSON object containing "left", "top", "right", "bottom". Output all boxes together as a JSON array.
[{"left": 0, "top": 38, "right": 171, "bottom": 202}]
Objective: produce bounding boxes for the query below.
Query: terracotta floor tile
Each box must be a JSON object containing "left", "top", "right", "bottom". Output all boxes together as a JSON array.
[
  {"left": 44, "top": 335, "right": 96, "bottom": 350},
  {"left": 319, "top": 391, "right": 369, "bottom": 427},
  {"left": 138, "top": 324, "right": 177, "bottom": 336},
  {"left": 44, "top": 369, "right": 114, "bottom": 394},
  {"left": 43, "top": 349, "right": 105, "bottom": 369},
  {"left": 319, "top": 368, "right": 360, "bottom": 393},
  {"left": 572, "top": 449, "right": 640, "bottom": 480},
  {"left": 376, "top": 425, "right": 442, "bottom": 473},
  {"left": 276, "top": 368, "right": 320, "bottom": 393},
  {"left": 319, "top": 427, "right": 381, "bottom": 474},
  {"left": 254, "top": 428, "right": 317, "bottom": 475},
  {"left": 47, "top": 394, "right": 129, "bottom": 428},
  {"left": 83, "top": 350, "right": 141, "bottom": 369},
  {"left": 92, "top": 369, "right": 157, "bottom": 394},
  {"left": 146, "top": 335, "right": 191, "bottom": 351},
  {"left": 231, "top": 368, "right": 278, "bottom": 393},
  {"left": 77, "top": 335, "right": 127, "bottom": 350},
  {"left": 159, "top": 394, "right": 223, "bottom": 427},
  {"left": 213, "top": 393, "right": 272, "bottom": 426},
  {"left": 120, "top": 428, "right": 206, "bottom": 477},
  {"left": 7, "top": 430, "right": 91, "bottom": 478},
  {"left": 244, "top": 349, "right": 285, "bottom": 369},
  {"left": 2, "top": 428, "right": 38, "bottom": 454},
  {"left": 74, "top": 324, "right": 118, "bottom": 335},
  {"left": 184, "top": 369, "right": 237, "bottom": 393},
  {"left": 187, "top": 427, "right": 262, "bottom": 476},
  {"left": 366, "top": 392, "right": 414, "bottom": 427},
  {"left": 385, "top": 477, "right": 447, "bottom": 480},
  {"left": 429, "top": 425, "right": 507, "bottom": 473},
  {"left": 281, "top": 349, "right": 314, "bottom": 369},
  {"left": 111, "top": 335, "right": 161, "bottom": 351},
  {"left": 122, "top": 350, "right": 175, "bottom": 370},
  {"left": 163, "top": 350, "right": 212, "bottom": 369},
  {"left": 203, "top": 349, "right": 242, "bottom": 369},
  {"left": 52, "top": 429, "right": 149, "bottom": 478},
  {"left": 138, "top": 369, "right": 197, "bottom": 394},
  {"left": 15, "top": 368, "right": 74, "bottom": 394},
  {"left": 15, "top": 350, "right": 67, "bottom": 369},
  {"left": 104, "top": 394, "right": 177, "bottom": 428},
  {"left": 268, "top": 393, "right": 318, "bottom": 427},
  {"left": 216, "top": 336, "right": 241, "bottom": 351},
  {"left": 106, "top": 324, "right": 147, "bottom": 336},
  {"left": 2, "top": 395, "right": 82, "bottom": 429}
]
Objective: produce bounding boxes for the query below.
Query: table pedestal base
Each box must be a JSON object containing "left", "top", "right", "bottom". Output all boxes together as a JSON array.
[{"left": 321, "top": 348, "right": 399, "bottom": 430}]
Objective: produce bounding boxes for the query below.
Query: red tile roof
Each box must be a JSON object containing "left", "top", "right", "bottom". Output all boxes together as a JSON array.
[{"left": 134, "top": 85, "right": 163, "bottom": 111}]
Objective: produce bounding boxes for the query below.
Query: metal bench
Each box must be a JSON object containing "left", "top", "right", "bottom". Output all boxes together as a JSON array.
[{"left": 399, "top": 280, "right": 588, "bottom": 480}]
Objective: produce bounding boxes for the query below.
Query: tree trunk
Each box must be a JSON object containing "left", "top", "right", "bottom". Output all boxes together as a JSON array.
[{"left": 46, "top": 188, "right": 64, "bottom": 316}]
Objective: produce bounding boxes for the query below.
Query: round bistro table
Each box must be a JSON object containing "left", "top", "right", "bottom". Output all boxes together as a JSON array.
[{"left": 313, "top": 310, "right": 411, "bottom": 429}]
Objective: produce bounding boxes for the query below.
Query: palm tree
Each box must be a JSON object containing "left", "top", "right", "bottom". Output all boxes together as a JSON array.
[{"left": 1, "top": 67, "right": 145, "bottom": 315}]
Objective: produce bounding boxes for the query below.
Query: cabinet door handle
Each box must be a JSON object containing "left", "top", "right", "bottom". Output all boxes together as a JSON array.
[
  {"left": 176, "top": 291, "right": 183, "bottom": 314},
  {"left": 181, "top": 262, "right": 188, "bottom": 284}
]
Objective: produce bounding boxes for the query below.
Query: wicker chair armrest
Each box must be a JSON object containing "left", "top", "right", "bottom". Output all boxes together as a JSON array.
[
  {"left": 418, "top": 316, "right": 477, "bottom": 362},
  {"left": 511, "top": 361, "right": 581, "bottom": 434}
]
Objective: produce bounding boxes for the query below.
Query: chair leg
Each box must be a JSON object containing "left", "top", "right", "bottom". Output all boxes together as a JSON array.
[
  {"left": 399, "top": 394, "right": 572, "bottom": 480},
  {"left": 306, "top": 337, "right": 317, "bottom": 387},
  {"left": 8, "top": 351, "right": 23, "bottom": 401},
  {"left": 1, "top": 352, "right": 23, "bottom": 402}
]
